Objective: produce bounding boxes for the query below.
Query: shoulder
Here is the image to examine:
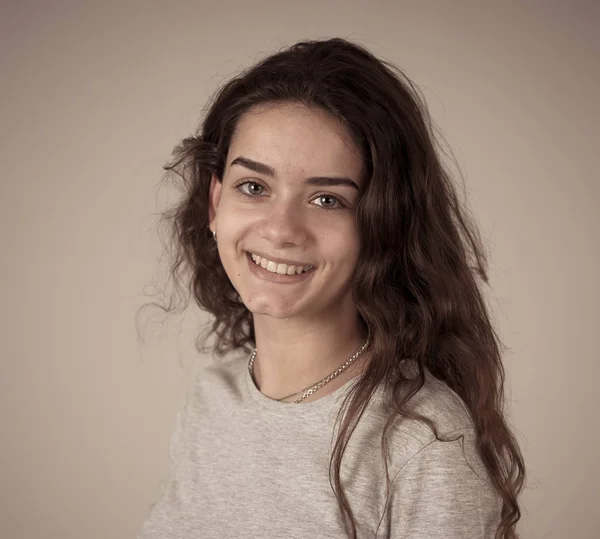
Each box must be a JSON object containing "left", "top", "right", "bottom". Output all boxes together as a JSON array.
[
  {"left": 374, "top": 365, "right": 486, "bottom": 478},
  {"left": 189, "top": 352, "right": 248, "bottom": 397},
  {"left": 379, "top": 370, "right": 501, "bottom": 535},
  {"left": 384, "top": 366, "right": 476, "bottom": 446},
  {"left": 386, "top": 428, "right": 501, "bottom": 537},
  {"left": 198, "top": 353, "right": 247, "bottom": 385},
  {"left": 171, "top": 353, "right": 247, "bottom": 426}
]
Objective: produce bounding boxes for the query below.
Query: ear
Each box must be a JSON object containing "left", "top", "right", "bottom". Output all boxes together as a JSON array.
[{"left": 208, "top": 174, "right": 223, "bottom": 232}]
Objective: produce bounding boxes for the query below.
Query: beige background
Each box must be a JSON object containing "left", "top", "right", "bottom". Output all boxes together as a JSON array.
[{"left": 1, "top": 1, "right": 598, "bottom": 538}]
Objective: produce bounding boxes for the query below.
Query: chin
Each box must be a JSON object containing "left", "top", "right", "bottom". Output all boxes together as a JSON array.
[{"left": 243, "top": 294, "right": 303, "bottom": 319}]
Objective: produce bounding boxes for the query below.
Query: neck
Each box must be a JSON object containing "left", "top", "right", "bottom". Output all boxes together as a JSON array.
[{"left": 250, "top": 310, "right": 370, "bottom": 402}]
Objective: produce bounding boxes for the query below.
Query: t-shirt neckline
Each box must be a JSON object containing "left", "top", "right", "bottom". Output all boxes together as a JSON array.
[{"left": 243, "top": 352, "right": 359, "bottom": 414}]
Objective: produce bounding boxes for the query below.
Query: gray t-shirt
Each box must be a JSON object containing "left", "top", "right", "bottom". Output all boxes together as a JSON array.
[{"left": 137, "top": 353, "right": 501, "bottom": 538}]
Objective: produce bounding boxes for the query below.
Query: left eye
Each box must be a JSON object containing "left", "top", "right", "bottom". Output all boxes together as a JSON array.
[{"left": 312, "top": 194, "right": 343, "bottom": 209}]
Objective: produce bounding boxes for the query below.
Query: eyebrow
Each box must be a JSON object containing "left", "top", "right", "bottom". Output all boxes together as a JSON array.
[{"left": 229, "top": 156, "right": 360, "bottom": 190}]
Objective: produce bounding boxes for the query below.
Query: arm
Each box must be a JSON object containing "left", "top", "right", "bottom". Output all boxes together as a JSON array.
[{"left": 386, "top": 429, "right": 501, "bottom": 539}]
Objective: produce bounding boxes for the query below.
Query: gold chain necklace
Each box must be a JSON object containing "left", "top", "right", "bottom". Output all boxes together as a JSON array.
[{"left": 248, "top": 337, "right": 370, "bottom": 404}]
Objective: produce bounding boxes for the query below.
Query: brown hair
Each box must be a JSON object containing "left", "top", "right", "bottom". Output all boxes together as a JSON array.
[{"left": 151, "top": 38, "right": 525, "bottom": 538}]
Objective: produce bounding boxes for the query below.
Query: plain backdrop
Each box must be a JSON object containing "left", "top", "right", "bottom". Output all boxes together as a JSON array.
[{"left": 1, "top": 1, "right": 598, "bottom": 538}]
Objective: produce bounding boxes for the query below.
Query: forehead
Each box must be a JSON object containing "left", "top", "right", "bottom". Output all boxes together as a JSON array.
[{"left": 226, "top": 102, "right": 365, "bottom": 182}]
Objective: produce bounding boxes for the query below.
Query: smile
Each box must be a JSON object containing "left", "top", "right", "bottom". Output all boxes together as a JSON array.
[
  {"left": 246, "top": 252, "right": 316, "bottom": 284},
  {"left": 248, "top": 252, "right": 313, "bottom": 275}
]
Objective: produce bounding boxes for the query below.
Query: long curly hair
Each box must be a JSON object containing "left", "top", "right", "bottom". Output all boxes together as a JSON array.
[{"left": 153, "top": 38, "right": 525, "bottom": 538}]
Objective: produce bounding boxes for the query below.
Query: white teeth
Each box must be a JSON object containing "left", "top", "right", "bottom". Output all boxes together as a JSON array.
[{"left": 250, "top": 252, "right": 312, "bottom": 275}]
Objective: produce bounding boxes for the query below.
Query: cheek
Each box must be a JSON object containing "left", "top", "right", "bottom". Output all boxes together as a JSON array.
[
  {"left": 217, "top": 202, "right": 252, "bottom": 237},
  {"left": 323, "top": 229, "right": 360, "bottom": 266}
]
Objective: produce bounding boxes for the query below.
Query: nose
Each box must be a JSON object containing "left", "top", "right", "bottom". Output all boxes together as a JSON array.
[{"left": 259, "top": 198, "right": 309, "bottom": 247}]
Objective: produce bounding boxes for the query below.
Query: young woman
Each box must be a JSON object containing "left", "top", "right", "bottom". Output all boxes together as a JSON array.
[{"left": 137, "top": 38, "right": 525, "bottom": 538}]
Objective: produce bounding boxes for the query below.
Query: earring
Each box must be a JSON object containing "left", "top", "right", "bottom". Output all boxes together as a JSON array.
[{"left": 213, "top": 229, "right": 217, "bottom": 241}]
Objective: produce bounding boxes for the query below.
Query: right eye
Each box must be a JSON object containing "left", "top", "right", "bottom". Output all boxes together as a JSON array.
[{"left": 235, "top": 181, "right": 266, "bottom": 198}]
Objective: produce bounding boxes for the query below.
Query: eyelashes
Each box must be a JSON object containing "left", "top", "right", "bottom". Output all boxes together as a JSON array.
[{"left": 233, "top": 180, "right": 347, "bottom": 210}]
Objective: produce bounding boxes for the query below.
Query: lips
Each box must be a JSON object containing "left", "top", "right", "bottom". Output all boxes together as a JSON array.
[
  {"left": 248, "top": 252, "right": 313, "bottom": 276},
  {"left": 246, "top": 250, "right": 314, "bottom": 269},
  {"left": 245, "top": 251, "right": 315, "bottom": 283}
]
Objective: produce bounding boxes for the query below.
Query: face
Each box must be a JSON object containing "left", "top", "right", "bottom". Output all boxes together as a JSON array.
[{"left": 209, "top": 102, "right": 365, "bottom": 322}]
